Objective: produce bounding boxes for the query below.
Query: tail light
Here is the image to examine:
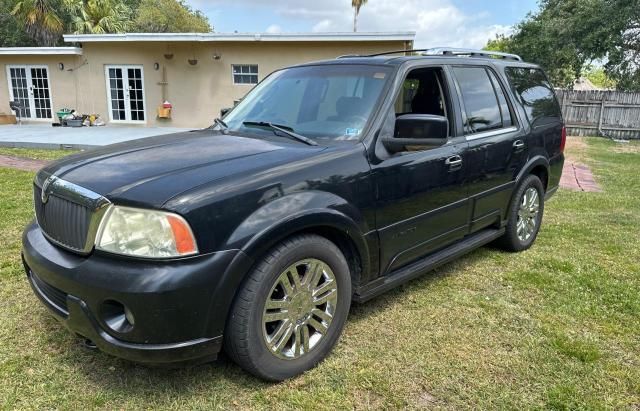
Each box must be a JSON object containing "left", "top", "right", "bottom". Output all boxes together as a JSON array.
[{"left": 560, "top": 126, "right": 567, "bottom": 153}]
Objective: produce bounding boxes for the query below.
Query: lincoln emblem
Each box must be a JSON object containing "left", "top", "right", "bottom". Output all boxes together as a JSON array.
[{"left": 41, "top": 176, "right": 57, "bottom": 204}]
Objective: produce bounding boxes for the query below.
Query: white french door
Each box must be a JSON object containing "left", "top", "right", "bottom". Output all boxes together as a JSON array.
[
  {"left": 6, "top": 65, "right": 53, "bottom": 120},
  {"left": 105, "top": 65, "right": 146, "bottom": 123}
]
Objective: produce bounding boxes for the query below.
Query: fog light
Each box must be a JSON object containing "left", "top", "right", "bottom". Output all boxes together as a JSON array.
[{"left": 101, "top": 300, "right": 134, "bottom": 333}]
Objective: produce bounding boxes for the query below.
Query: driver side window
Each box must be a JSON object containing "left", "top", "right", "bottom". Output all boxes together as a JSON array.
[
  {"left": 394, "top": 67, "right": 448, "bottom": 120},
  {"left": 389, "top": 67, "right": 451, "bottom": 152}
]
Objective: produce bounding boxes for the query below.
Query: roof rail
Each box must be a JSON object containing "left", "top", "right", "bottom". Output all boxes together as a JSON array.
[
  {"left": 336, "top": 47, "right": 523, "bottom": 61},
  {"left": 422, "top": 47, "right": 523, "bottom": 61},
  {"left": 337, "top": 49, "right": 432, "bottom": 58}
]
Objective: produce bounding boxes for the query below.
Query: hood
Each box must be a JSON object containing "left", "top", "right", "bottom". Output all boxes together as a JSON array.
[{"left": 39, "top": 130, "right": 327, "bottom": 207}]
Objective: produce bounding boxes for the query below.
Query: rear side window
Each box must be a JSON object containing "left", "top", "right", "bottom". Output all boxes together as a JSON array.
[
  {"left": 452, "top": 67, "right": 503, "bottom": 133},
  {"left": 505, "top": 67, "right": 561, "bottom": 126},
  {"left": 487, "top": 70, "right": 513, "bottom": 128}
]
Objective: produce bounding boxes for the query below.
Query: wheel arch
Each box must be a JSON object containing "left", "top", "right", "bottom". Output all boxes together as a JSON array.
[
  {"left": 516, "top": 155, "right": 550, "bottom": 191},
  {"left": 205, "top": 194, "right": 371, "bottom": 337}
]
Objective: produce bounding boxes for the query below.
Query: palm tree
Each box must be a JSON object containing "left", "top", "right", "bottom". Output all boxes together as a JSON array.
[
  {"left": 11, "top": 0, "right": 63, "bottom": 46},
  {"left": 64, "top": 0, "right": 130, "bottom": 34},
  {"left": 352, "top": 0, "right": 368, "bottom": 32}
]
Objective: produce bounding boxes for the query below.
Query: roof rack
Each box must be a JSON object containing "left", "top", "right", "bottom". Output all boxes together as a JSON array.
[
  {"left": 337, "top": 49, "right": 431, "bottom": 58},
  {"left": 423, "top": 47, "right": 522, "bottom": 61},
  {"left": 337, "top": 47, "right": 523, "bottom": 61}
]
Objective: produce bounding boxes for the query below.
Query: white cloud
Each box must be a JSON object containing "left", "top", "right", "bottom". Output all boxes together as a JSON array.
[
  {"left": 266, "top": 24, "right": 282, "bottom": 33},
  {"left": 187, "top": 0, "right": 512, "bottom": 49}
]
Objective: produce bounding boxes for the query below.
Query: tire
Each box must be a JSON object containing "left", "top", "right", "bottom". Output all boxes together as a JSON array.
[
  {"left": 224, "top": 234, "right": 352, "bottom": 381},
  {"left": 497, "top": 174, "right": 545, "bottom": 252}
]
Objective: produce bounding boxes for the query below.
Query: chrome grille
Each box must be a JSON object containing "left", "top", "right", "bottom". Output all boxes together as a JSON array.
[{"left": 34, "top": 185, "right": 92, "bottom": 251}]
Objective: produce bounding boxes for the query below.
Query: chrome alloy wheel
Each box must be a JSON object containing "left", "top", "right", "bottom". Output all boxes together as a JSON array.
[
  {"left": 262, "top": 259, "right": 338, "bottom": 360},
  {"left": 517, "top": 187, "right": 540, "bottom": 242}
]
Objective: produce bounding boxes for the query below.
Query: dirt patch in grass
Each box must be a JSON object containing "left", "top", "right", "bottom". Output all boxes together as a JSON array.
[{"left": 0, "top": 155, "right": 49, "bottom": 172}]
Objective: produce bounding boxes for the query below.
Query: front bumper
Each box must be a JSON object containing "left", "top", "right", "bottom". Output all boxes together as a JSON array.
[{"left": 22, "top": 221, "right": 248, "bottom": 365}]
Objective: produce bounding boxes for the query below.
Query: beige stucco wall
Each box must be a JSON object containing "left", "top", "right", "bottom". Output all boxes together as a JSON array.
[
  {"left": 0, "top": 54, "right": 82, "bottom": 120},
  {"left": 1, "top": 40, "right": 409, "bottom": 128}
]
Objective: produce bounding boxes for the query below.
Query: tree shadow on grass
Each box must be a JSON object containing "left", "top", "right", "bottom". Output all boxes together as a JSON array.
[{"left": 36, "top": 245, "right": 503, "bottom": 400}]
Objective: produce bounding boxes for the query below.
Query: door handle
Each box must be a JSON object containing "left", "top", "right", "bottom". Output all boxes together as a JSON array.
[
  {"left": 513, "top": 140, "right": 525, "bottom": 151},
  {"left": 445, "top": 155, "right": 463, "bottom": 169}
]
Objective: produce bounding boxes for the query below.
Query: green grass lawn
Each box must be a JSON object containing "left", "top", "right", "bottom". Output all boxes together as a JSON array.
[{"left": 0, "top": 138, "right": 638, "bottom": 409}]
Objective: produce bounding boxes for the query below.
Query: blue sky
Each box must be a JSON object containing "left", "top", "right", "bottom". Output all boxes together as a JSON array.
[{"left": 185, "top": 0, "right": 539, "bottom": 48}]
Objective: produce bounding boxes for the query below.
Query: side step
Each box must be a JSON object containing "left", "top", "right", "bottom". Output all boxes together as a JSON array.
[{"left": 353, "top": 228, "right": 505, "bottom": 303}]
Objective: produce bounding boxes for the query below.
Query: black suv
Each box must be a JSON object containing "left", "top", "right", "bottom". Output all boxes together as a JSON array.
[{"left": 22, "top": 48, "right": 565, "bottom": 381}]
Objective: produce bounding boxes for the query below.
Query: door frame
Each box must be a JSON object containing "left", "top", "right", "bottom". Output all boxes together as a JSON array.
[
  {"left": 104, "top": 64, "right": 147, "bottom": 124},
  {"left": 5, "top": 64, "right": 54, "bottom": 121}
]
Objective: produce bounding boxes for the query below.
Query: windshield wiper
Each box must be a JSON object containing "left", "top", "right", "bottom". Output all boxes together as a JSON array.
[{"left": 242, "top": 121, "right": 318, "bottom": 146}]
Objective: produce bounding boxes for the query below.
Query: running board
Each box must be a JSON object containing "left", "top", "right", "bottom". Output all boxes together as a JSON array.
[{"left": 353, "top": 228, "right": 505, "bottom": 303}]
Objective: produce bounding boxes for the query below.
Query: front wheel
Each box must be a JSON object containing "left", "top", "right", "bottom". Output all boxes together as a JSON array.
[
  {"left": 497, "top": 174, "right": 545, "bottom": 252},
  {"left": 224, "top": 234, "right": 352, "bottom": 381}
]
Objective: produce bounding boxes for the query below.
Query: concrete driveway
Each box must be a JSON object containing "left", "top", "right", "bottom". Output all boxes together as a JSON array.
[{"left": 0, "top": 124, "right": 192, "bottom": 150}]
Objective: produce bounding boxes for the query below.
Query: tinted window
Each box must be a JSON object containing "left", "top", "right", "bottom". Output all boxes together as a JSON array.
[
  {"left": 453, "top": 67, "right": 502, "bottom": 133},
  {"left": 487, "top": 70, "right": 513, "bottom": 128},
  {"left": 505, "top": 67, "right": 561, "bottom": 126}
]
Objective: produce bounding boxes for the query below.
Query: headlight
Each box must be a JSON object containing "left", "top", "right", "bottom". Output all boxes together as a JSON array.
[{"left": 95, "top": 206, "right": 198, "bottom": 258}]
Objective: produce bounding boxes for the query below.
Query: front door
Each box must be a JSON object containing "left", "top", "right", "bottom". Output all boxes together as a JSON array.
[
  {"left": 6, "top": 65, "right": 53, "bottom": 120},
  {"left": 105, "top": 65, "right": 146, "bottom": 123},
  {"left": 373, "top": 66, "right": 470, "bottom": 274}
]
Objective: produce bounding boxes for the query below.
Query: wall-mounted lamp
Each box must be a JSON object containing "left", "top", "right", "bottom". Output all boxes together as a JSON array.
[
  {"left": 188, "top": 59, "right": 198, "bottom": 66},
  {"left": 164, "top": 53, "right": 174, "bottom": 60},
  {"left": 153, "top": 62, "right": 160, "bottom": 70},
  {"left": 58, "top": 62, "right": 64, "bottom": 71},
  {"left": 213, "top": 53, "right": 221, "bottom": 60}
]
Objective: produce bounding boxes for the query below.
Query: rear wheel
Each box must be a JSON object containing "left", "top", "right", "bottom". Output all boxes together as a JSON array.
[
  {"left": 224, "top": 234, "right": 351, "bottom": 381},
  {"left": 497, "top": 174, "right": 545, "bottom": 252}
]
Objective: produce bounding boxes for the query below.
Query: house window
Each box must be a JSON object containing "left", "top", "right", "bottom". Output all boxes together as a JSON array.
[{"left": 232, "top": 64, "right": 258, "bottom": 85}]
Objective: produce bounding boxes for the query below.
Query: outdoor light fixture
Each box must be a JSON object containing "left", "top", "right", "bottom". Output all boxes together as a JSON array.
[
  {"left": 58, "top": 63, "right": 64, "bottom": 70},
  {"left": 164, "top": 53, "right": 174, "bottom": 60},
  {"left": 154, "top": 62, "right": 160, "bottom": 70},
  {"left": 188, "top": 59, "right": 198, "bottom": 66},
  {"left": 213, "top": 53, "right": 221, "bottom": 60}
]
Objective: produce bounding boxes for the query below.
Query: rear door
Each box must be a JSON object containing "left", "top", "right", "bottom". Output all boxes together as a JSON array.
[{"left": 451, "top": 65, "right": 526, "bottom": 233}]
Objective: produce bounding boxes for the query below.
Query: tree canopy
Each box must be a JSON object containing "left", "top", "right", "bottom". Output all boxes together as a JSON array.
[
  {"left": 485, "top": 0, "right": 640, "bottom": 91},
  {"left": 131, "top": 0, "right": 210, "bottom": 33},
  {"left": 0, "top": 0, "right": 211, "bottom": 46}
]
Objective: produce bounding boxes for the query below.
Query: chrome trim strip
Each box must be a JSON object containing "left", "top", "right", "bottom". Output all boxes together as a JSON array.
[
  {"left": 34, "top": 175, "right": 111, "bottom": 255},
  {"left": 465, "top": 126, "right": 518, "bottom": 141}
]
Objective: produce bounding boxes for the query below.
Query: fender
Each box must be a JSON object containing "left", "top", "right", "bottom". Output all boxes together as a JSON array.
[
  {"left": 203, "top": 191, "right": 372, "bottom": 336},
  {"left": 515, "top": 154, "right": 550, "bottom": 188},
  {"left": 224, "top": 191, "right": 371, "bottom": 270}
]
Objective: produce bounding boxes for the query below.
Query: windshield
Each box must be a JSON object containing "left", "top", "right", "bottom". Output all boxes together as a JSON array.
[{"left": 220, "top": 64, "right": 393, "bottom": 142}]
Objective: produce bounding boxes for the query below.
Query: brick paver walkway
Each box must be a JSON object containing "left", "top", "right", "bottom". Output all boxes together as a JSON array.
[
  {"left": 560, "top": 161, "right": 602, "bottom": 192},
  {"left": 0, "top": 155, "right": 49, "bottom": 172},
  {"left": 559, "top": 137, "right": 602, "bottom": 192}
]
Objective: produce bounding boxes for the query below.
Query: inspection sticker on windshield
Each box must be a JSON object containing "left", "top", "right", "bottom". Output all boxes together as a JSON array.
[
  {"left": 345, "top": 128, "right": 360, "bottom": 136},
  {"left": 373, "top": 72, "right": 386, "bottom": 79}
]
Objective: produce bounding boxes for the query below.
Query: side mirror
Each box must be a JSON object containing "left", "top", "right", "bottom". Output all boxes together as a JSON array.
[
  {"left": 382, "top": 114, "right": 448, "bottom": 153},
  {"left": 220, "top": 107, "right": 231, "bottom": 117}
]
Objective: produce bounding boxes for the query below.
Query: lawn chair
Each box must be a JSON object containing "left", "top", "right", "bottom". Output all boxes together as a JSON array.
[{"left": 9, "top": 101, "right": 23, "bottom": 125}]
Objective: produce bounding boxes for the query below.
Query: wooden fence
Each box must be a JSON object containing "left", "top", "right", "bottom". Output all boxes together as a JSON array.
[{"left": 555, "top": 89, "right": 640, "bottom": 139}]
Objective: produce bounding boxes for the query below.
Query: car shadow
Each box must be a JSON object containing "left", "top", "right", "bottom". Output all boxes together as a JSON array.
[{"left": 38, "top": 245, "right": 502, "bottom": 394}]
